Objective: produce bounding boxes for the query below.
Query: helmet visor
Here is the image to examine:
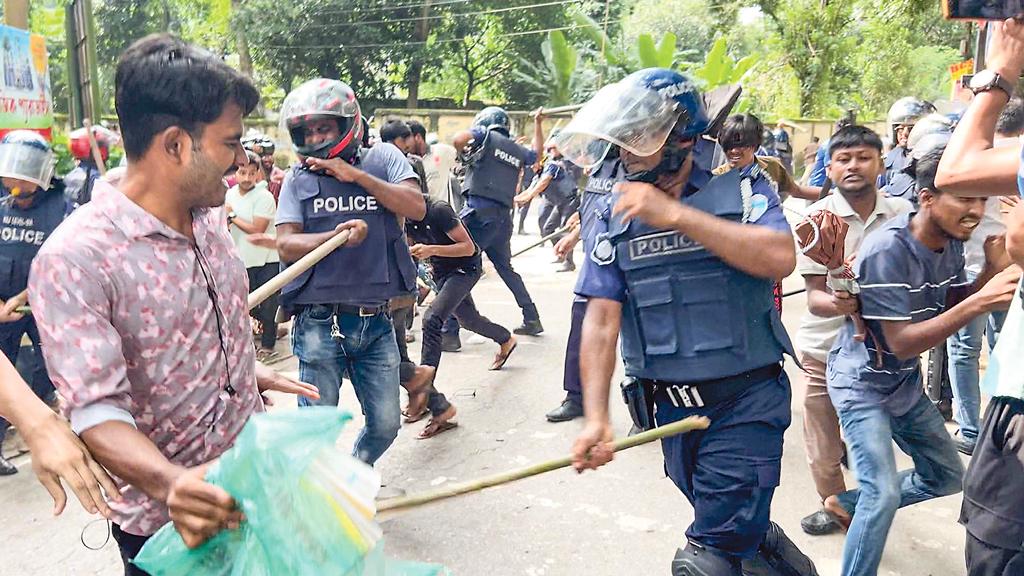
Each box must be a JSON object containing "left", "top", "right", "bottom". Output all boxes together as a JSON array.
[
  {"left": 553, "top": 83, "right": 680, "bottom": 169},
  {"left": 0, "top": 143, "right": 54, "bottom": 188}
]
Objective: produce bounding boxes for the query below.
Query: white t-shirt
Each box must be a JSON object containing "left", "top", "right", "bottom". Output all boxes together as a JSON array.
[
  {"left": 795, "top": 190, "right": 913, "bottom": 362},
  {"left": 226, "top": 182, "right": 279, "bottom": 268},
  {"left": 424, "top": 143, "right": 458, "bottom": 203}
]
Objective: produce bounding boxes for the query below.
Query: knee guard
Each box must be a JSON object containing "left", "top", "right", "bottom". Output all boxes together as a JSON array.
[
  {"left": 741, "top": 522, "right": 819, "bottom": 576},
  {"left": 672, "top": 542, "right": 742, "bottom": 576}
]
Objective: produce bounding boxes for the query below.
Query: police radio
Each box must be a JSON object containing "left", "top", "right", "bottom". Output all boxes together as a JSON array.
[{"left": 943, "top": 0, "right": 1024, "bottom": 20}]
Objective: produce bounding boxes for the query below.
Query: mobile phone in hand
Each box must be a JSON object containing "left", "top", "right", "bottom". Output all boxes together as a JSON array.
[{"left": 944, "top": 0, "right": 1024, "bottom": 20}]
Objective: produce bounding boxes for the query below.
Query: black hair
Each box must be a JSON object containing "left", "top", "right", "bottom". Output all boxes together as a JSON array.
[
  {"left": 115, "top": 34, "right": 259, "bottom": 160},
  {"left": 407, "top": 120, "right": 427, "bottom": 139},
  {"left": 910, "top": 144, "right": 944, "bottom": 194},
  {"left": 240, "top": 150, "right": 260, "bottom": 166},
  {"left": 380, "top": 120, "right": 412, "bottom": 143},
  {"left": 997, "top": 97, "right": 1024, "bottom": 137},
  {"left": 828, "top": 125, "right": 883, "bottom": 157},
  {"left": 718, "top": 114, "right": 763, "bottom": 151}
]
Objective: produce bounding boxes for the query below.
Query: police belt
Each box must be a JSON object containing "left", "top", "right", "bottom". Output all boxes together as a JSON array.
[
  {"left": 306, "top": 303, "right": 391, "bottom": 318},
  {"left": 647, "top": 363, "right": 782, "bottom": 409}
]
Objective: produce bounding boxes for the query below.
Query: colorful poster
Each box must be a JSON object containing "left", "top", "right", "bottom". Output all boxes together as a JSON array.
[{"left": 0, "top": 25, "right": 53, "bottom": 139}]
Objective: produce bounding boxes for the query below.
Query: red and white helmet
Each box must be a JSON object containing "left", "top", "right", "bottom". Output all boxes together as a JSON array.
[
  {"left": 279, "top": 78, "right": 362, "bottom": 161},
  {"left": 69, "top": 125, "right": 120, "bottom": 161}
]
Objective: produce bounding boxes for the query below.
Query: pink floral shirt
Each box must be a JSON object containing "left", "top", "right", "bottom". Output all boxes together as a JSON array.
[{"left": 29, "top": 181, "right": 263, "bottom": 536}]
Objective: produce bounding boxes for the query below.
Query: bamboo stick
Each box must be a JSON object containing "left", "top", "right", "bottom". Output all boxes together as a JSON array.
[
  {"left": 540, "top": 104, "right": 584, "bottom": 115},
  {"left": 82, "top": 119, "right": 107, "bottom": 177},
  {"left": 376, "top": 416, "right": 710, "bottom": 514},
  {"left": 511, "top": 224, "right": 573, "bottom": 258},
  {"left": 247, "top": 229, "right": 352, "bottom": 311}
]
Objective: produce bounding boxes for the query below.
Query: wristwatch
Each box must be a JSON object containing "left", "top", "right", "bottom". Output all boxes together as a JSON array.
[
  {"left": 227, "top": 211, "right": 237, "bottom": 223},
  {"left": 969, "top": 70, "right": 1015, "bottom": 97}
]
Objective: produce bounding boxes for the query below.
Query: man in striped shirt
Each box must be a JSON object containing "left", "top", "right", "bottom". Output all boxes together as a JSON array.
[{"left": 823, "top": 143, "right": 1019, "bottom": 576}]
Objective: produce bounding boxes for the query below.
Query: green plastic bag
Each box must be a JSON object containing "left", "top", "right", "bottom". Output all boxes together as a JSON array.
[{"left": 134, "top": 408, "right": 448, "bottom": 576}]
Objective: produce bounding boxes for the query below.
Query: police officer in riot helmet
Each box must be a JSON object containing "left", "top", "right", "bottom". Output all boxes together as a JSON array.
[
  {"left": 452, "top": 105, "right": 546, "bottom": 335},
  {"left": 883, "top": 112, "right": 956, "bottom": 207},
  {"left": 557, "top": 69, "right": 818, "bottom": 576},
  {"left": 0, "top": 130, "right": 68, "bottom": 475},
  {"left": 64, "top": 125, "right": 119, "bottom": 209},
  {"left": 883, "top": 97, "right": 936, "bottom": 186},
  {"left": 274, "top": 78, "right": 425, "bottom": 467}
]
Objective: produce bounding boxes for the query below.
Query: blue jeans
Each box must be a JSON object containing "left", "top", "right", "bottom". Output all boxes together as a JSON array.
[
  {"left": 292, "top": 305, "right": 401, "bottom": 466},
  {"left": 835, "top": 393, "right": 964, "bottom": 576},
  {"left": 947, "top": 306, "right": 1007, "bottom": 444}
]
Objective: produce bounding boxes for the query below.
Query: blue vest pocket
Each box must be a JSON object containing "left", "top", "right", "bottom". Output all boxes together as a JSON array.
[
  {"left": 631, "top": 276, "right": 678, "bottom": 356},
  {"left": 676, "top": 273, "right": 738, "bottom": 356}
]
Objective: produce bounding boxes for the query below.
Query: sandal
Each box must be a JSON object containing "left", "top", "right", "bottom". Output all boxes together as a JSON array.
[
  {"left": 255, "top": 348, "right": 280, "bottom": 363},
  {"left": 489, "top": 337, "right": 518, "bottom": 371},
  {"left": 402, "top": 392, "right": 429, "bottom": 423},
  {"left": 417, "top": 406, "right": 458, "bottom": 439}
]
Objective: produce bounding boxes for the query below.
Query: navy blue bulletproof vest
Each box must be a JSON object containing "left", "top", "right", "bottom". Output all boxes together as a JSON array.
[
  {"left": 579, "top": 158, "right": 623, "bottom": 256},
  {"left": 884, "top": 171, "right": 917, "bottom": 208},
  {"left": 0, "top": 188, "right": 66, "bottom": 299},
  {"left": 463, "top": 131, "right": 528, "bottom": 208},
  {"left": 603, "top": 169, "right": 794, "bottom": 382},
  {"left": 280, "top": 161, "right": 417, "bottom": 309},
  {"left": 542, "top": 159, "right": 577, "bottom": 205}
]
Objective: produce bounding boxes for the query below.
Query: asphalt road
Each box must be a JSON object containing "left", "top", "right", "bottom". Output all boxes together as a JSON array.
[{"left": 0, "top": 203, "right": 970, "bottom": 575}]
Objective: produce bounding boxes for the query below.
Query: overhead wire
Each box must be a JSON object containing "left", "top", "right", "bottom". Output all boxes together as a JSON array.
[
  {"left": 265, "top": 23, "right": 587, "bottom": 50},
  {"left": 299, "top": 0, "right": 582, "bottom": 31}
]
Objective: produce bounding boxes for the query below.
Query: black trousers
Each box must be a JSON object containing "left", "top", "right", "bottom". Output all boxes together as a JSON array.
[
  {"left": 542, "top": 199, "right": 576, "bottom": 264},
  {"left": 562, "top": 299, "right": 587, "bottom": 401},
  {"left": 112, "top": 524, "right": 152, "bottom": 576},
  {"left": 246, "top": 263, "right": 279, "bottom": 350},
  {"left": 421, "top": 269, "right": 510, "bottom": 371}
]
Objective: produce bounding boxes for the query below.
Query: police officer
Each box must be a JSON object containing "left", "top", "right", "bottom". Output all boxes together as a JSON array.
[
  {"left": 559, "top": 69, "right": 817, "bottom": 575},
  {"left": 64, "top": 125, "right": 118, "bottom": 209},
  {"left": 882, "top": 97, "right": 936, "bottom": 187},
  {"left": 452, "top": 106, "right": 546, "bottom": 335},
  {"left": 514, "top": 138, "right": 580, "bottom": 272},
  {"left": 0, "top": 131, "right": 67, "bottom": 475},
  {"left": 883, "top": 112, "right": 956, "bottom": 208},
  {"left": 544, "top": 151, "right": 624, "bottom": 422},
  {"left": 274, "top": 79, "right": 425, "bottom": 467}
]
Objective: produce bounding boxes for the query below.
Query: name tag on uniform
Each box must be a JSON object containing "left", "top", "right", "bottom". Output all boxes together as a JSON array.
[{"left": 628, "top": 230, "right": 701, "bottom": 260}]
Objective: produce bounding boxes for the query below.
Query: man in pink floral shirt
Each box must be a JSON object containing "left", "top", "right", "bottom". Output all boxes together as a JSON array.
[{"left": 28, "top": 35, "right": 340, "bottom": 576}]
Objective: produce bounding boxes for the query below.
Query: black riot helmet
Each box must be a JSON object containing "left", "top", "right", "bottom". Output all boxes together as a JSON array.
[{"left": 472, "top": 106, "right": 511, "bottom": 137}]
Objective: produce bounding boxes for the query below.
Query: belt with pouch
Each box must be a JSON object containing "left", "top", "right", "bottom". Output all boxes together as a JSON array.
[{"left": 647, "top": 363, "right": 782, "bottom": 409}]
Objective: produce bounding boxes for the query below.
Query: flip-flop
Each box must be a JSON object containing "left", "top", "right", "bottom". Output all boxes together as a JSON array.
[
  {"left": 489, "top": 340, "right": 517, "bottom": 371},
  {"left": 417, "top": 419, "right": 458, "bottom": 439},
  {"left": 402, "top": 397, "right": 430, "bottom": 423}
]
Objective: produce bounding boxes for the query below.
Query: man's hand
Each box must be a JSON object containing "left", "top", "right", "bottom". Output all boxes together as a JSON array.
[
  {"left": 984, "top": 234, "right": 1014, "bottom": 273},
  {"left": 975, "top": 266, "right": 1022, "bottom": 312},
  {"left": 223, "top": 204, "right": 233, "bottom": 215},
  {"left": 166, "top": 464, "right": 243, "bottom": 549},
  {"left": 532, "top": 107, "right": 546, "bottom": 121},
  {"left": 987, "top": 18, "right": 1024, "bottom": 80},
  {"left": 246, "top": 233, "right": 276, "bottom": 249},
  {"left": 254, "top": 362, "right": 320, "bottom": 403},
  {"left": 0, "top": 295, "right": 26, "bottom": 323},
  {"left": 831, "top": 290, "right": 859, "bottom": 316},
  {"left": 612, "top": 182, "right": 682, "bottom": 229},
  {"left": 305, "top": 156, "right": 362, "bottom": 183},
  {"left": 571, "top": 418, "right": 615, "bottom": 473},
  {"left": 23, "top": 411, "right": 121, "bottom": 517},
  {"left": 513, "top": 192, "right": 532, "bottom": 207},
  {"left": 564, "top": 211, "right": 581, "bottom": 229},
  {"left": 554, "top": 230, "right": 580, "bottom": 260},
  {"left": 336, "top": 220, "right": 368, "bottom": 247},
  {"left": 409, "top": 243, "right": 435, "bottom": 259}
]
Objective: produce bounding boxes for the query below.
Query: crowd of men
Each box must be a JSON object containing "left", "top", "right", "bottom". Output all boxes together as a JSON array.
[{"left": 2, "top": 15, "right": 1024, "bottom": 576}]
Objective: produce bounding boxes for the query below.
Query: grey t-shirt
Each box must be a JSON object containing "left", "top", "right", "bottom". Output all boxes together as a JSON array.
[{"left": 827, "top": 213, "right": 967, "bottom": 417}]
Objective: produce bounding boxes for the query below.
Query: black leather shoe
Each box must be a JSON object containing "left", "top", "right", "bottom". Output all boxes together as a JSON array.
[
  {"left": 546, "top": 398, "right": 583, "bottom": 422},
  {"left": 800, "top": 509, "right": 840, "bottom": 536},
  {"left": 954, "top": 433, "right": 975, "bottom": 456},
  {"left": 0, "top": 454, "right": 17, "bottom": 476},
  {"left": 441, "top": 334, "right": 461, "bottom": 352},
  {"left": 513, "top": 319, "right": 544, "bottom": 336}
]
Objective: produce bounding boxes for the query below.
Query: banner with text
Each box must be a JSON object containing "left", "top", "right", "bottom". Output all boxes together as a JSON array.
[{"left": 0, "top": 25, "right": 53, "bottom": 139}]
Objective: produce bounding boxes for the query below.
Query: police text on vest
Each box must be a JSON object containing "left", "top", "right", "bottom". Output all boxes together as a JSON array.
[{"left": 312, "top": 195, "right": 379, "bottom": 214}]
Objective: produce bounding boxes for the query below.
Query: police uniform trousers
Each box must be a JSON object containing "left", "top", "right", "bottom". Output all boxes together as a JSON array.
[
  {"left": 461, "top": 206, "right": 539, "bottom": 322},
  {"left": 561, "top": 299, "right": 587, "bottom": 402},
  {"left": 655, "top": 371, "right": 792, "bottom": 558},
  {"left": 0, "top": 316, "right": 54, "bottom": 440}
]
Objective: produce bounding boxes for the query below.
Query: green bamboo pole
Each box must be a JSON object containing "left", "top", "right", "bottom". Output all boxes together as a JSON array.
[
  {"left": 377, "top": 416, "right": 710, "bottom": 514},
  {"left": 511, "top": 224, "right": 573, "bottom": 258},
  {"left": 14, "top": 306, "right": 30, "bottom": 315}
]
